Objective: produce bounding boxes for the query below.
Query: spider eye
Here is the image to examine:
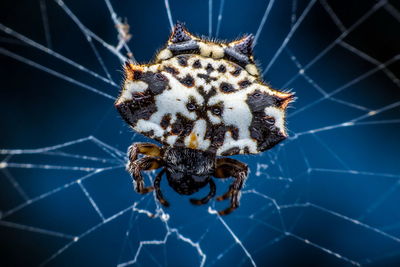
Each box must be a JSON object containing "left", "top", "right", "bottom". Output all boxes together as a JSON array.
[
  {"left": 265, "top": 117, "right": 275, "bottom": 125},
  {"left": 252, "top": 92, "right": 261, "bottom": 98},
  {"left": 186, "top": 103, "right": 197, "bottom": 111},
  {"left": 211, "top": 107, "right": 222, "bottom": 115}
]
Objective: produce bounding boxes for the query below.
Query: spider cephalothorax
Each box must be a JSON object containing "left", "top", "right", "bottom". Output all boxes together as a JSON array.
[{"left": 115, "top": 22, "right": 294, "bottom": 215}]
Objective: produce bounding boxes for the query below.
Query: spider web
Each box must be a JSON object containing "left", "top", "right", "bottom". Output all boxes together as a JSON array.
[{"left": 1, "top": 0, "right": 400, "bottom": 266}]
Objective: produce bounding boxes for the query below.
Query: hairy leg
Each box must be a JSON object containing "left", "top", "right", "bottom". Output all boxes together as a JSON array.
[
  {"left": 190, "top": 179, "right": 216, "bottom": 205},
  {"left": 128, "top": 143, "right": 162, "bottom": 162},
  {"left": 126, "top": 143, "right": 163, "bottom": 194},
  {"left": 127, "top": 156, "right": 163, "bottom": 194},
  {"left": 154, "top": 169, "right": 169, "bottom": 207},
  {"left": 214, "top": 158, "right": 248, "bottom": 215}
]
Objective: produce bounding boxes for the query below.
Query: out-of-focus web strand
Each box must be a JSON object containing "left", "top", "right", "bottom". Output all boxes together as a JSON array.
[{"left": 39, "top": 0, "right": 52, "bottom": 49}]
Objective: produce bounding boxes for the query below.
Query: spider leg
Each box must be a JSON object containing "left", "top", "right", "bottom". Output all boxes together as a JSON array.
[
  {"left": 154, "top": 169, "right": 170, "bottom": 207},
  {"left": 214, "top": 158, "right": 248, "bottom": 215},
  {"left": 126, "top": 143, "right": 163, "bottom": 194},
  {"left": 128, "top": 143, "right": 162, "bottom": 162},
  {"left": 127, "top": 156, "right": 163, "bottom": 194},
  {"left": 190, "top": 179, "right": 216, "bottom": 205}
]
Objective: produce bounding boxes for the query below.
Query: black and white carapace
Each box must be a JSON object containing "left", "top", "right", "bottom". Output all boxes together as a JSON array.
[{"left": 115, "top": 22, "right": 294, "bottom": 215}]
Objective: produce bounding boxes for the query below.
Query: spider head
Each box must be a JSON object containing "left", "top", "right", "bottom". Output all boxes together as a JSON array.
[
  {"left": 165, "top": 171, "right": 210, "bottom": 195},
  {"left": 163, "top": 147, "right": 215, "bottom": 195}
]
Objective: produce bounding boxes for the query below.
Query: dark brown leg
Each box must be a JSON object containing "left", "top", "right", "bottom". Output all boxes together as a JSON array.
[
  {"left": 214, "top": 158, "right": 248, "bottom": 215},
  {"left": 154, "top": 169, "right": 169, "bottom": 207},
  {"left": 190, "top": 179, "right": 216, "bottom": 205},
  {"left": 127, "top": 156, "right": 163, "bottom": 194}
]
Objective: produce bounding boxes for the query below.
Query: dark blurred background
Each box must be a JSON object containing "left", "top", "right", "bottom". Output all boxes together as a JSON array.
[{"left": 1, "top": 0, "right": 400, "bottom": 266}]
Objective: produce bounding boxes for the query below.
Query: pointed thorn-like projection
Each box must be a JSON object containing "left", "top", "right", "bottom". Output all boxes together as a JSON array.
[
  {"left": 230, "top": 34, "right": 254, "bottom": 56},
  {"left": 124, "top": 61, "right": 143, "bottom": 81},
  {"left": 124, "top": 60, "right": 133, "bottom": 70},
  {"left": 276, "top": 92, "right": 295, "bottom": 109},
  {"left": 169, "top": 22, "right": 193, "bottom": 43}
]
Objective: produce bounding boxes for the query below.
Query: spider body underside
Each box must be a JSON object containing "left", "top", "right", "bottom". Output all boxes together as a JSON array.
[{"left": 115, "top": 23, "right": 294, "bottom": 215}]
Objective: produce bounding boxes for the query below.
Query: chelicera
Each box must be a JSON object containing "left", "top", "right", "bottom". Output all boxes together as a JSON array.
[{"left": 115, "top": 22, "right": 294, "bottom": 215}]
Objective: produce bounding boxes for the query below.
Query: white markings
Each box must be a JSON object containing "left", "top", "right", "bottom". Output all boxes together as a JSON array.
[
  {"left": 217, "top": 131, "right": 258, "bottom": 155},
  {"left": 157, "top": 49, "right": 172, "bottom": 61},
  {"left": 208, "top": 87, "right": 258, "bottom": 154},
  {"left": 119, "top": 81, "right": 149, "bottom": 103},
  {"left": 199, "top": 42, "right": 224, "bottom": 58},
  {"left": 134, "top": 71, "right": 203, "bottom": 143},
  {"left": 246, "top": 64, "right": 259, "bottom": 76},
  {"left": 126, "top": 81, "right": 148, "bottom": 92},
  {"left": 264, "top": 106, "right": 286, "bottom": 135},
  {"left": 134, "top": 120, "right": 164, "bottom": 138},
  {"left": 166, "top": 135, "right": 178, "bottom": 146},
  {"left": 207, "top": 110, "right": 222, "bottom": 124},
  {"left": 184, "top": 119, "right": 211, "bottom": 150}
]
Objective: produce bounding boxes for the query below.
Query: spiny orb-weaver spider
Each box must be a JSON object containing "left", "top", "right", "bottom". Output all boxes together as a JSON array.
[{"left": 115, "top": 22, "right": 294, "bottom": 215}]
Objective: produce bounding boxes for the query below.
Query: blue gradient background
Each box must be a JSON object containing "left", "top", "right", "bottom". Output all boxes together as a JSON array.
[{"left": 1, "top": 0, "right": 400, "bottom": 266}]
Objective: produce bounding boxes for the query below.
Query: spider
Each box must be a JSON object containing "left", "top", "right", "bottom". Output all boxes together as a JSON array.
[{"left": 115, "top": 22, "right": 294, "bottom": 215}]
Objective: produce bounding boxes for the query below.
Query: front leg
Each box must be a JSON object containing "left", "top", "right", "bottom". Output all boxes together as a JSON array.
[
  {"left": 126, "top": 153, "right": 163, "bottom": 197},
  {"left": 214, "top": 158, "right": 248, "bottom": 215},
  {"left": 128, "top": 143, "right": 162, "bottom": 162},
  {"left": 127, "top": 156, "right": 163, "bottom": 194},
  {"left": 127, "top": 143, "right": 163, "bottom": 194}
]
